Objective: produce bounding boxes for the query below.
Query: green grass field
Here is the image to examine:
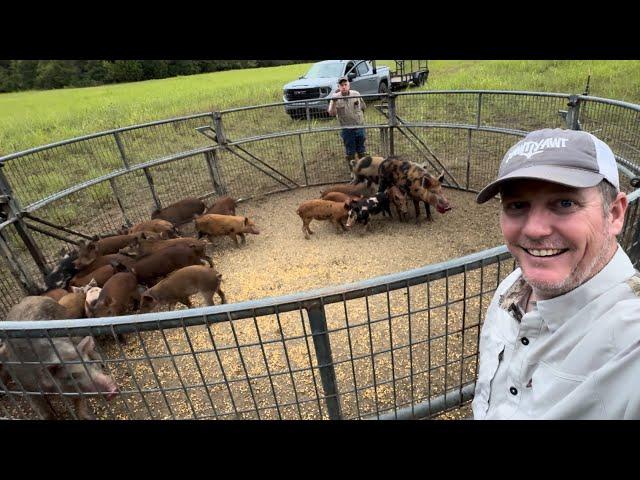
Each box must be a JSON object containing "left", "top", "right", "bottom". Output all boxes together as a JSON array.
[{"left": 2, "top": 60, "right": 640, "bottom": 157}]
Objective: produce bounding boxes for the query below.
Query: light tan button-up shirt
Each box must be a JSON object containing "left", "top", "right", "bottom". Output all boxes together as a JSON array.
[{"left": 472, "top": 245, "right": 640, "bottom": 419}]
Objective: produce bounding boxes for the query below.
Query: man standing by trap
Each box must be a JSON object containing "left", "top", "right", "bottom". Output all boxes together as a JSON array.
[
  {"left": 328, "top": 76, "right": 368, "bottom": 171},
  {"left": 473, "top": 128, "right": 640, "bottom": 420}
]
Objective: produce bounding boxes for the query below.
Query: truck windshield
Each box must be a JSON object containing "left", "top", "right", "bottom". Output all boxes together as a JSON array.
[{"left": 303, "top": 62, "right": 344, "bottom": 78}]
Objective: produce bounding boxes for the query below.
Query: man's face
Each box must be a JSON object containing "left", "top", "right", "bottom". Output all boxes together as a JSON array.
[
  {"left": 499, "top": 179, "right": 625, "bottom": 299},
  {"left": 338, "top": 81, "right": 350, "bottom": 95}
]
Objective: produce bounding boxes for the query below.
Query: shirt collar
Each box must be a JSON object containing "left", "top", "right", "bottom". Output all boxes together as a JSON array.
[{"left": 535, "top": 245, "right": 636, "bottom": 333}]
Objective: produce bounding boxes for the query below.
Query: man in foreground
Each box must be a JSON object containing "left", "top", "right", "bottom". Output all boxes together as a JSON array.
[{"left": 473, "top": 128, "right": 640, "bottom": 419}]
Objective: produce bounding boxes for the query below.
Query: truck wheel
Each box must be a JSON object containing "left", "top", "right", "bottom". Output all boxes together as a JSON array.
[
  {"left": 414, "top": 73, "right": 426, "bottom": 87},
  {"left": 377, "top": 82, "right": 389, "bottom": 99}
]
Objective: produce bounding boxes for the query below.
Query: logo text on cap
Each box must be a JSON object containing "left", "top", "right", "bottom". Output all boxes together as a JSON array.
[{"left": 505, "top": 137, "right": 569, "bottom": 163}]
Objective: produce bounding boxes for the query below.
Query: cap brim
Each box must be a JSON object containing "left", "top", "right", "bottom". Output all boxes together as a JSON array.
[{"left": 475, "top": 166, "right": 604, "bottom": 204}]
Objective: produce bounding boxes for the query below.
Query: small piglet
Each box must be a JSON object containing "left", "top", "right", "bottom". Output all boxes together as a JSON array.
[
  {"left": 151, "top": 197, "right": 206, "bottom": 226},
  {"left": 205, "top": 196, "right": 237, "bottom": 216},
  {"left": 320, "top": 183, "right": 373, "bottom": 198},
  {"left": 119, "top": 236, "right": 207, "bottom": 259},
  {"left": 195, "top": 214, "right": 260, "bottom": 247},
  {"left": 69, "top": 264, "right": 115, "bottom": 288},
  {"left": 139, "top": 265, "right": 227, "bottom": 312},
  {"left": 296, "top": 199, "right": 350, "bottom": 240},
  {"left": 42, "top": 288, "right": 69, "bottom": 302},
  {"left": 84, "top": 286, "right": 102, "bottom": 318}
]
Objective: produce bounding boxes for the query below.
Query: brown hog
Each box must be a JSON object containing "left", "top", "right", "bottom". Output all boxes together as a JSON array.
[
  {"left": 125, "top": 219, "right": 178, "bottom": 238},
  {"left": 88, "top": 273, "right": 141, "bottom": 345},
  {"left": 350, "top": 155, "right": 386, "bottom": 187},
  {"left": 321, "top": 191, "right": 363, "bottom": 204},
  {"left": 122, "top": 243, "right": 212, "bottom": 286},
  {"left": 74, "top": 251, "right": 135, "bottom": 272},
  {"left": 58, "top": 281, "right": 97, "bottom": 319},
  {"left": 151, "top": 197, "right": 206, "bottom": 226},
  {"left": 205, "top": 196, "right": 237, "bottom": 216},
  {"left": 76, "top": 234, "right": 140, "bottom": 260},
  {"left": 139, "top": 265, "right": 227, "bottom": 312},
  {"left": 42, "top": 288, "right": 69, "bottom": 302},
  {"left": 118, "top": 235, "right": 207, "bottom": 259},
  {"left": 296, "top": 199, "right": 350, "bottom": 240},
  {"left": 69, "top": 264, "right": 115, "bottom": 288},
  {"left": 195, "top": 214, "right": 260, "bottom": 247}
]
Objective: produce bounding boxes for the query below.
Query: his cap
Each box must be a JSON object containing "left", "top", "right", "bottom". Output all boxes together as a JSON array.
[
  {"left": 476, "top": 128, "right": 620, "bottom": 204},
  {"left": 337, "top": 76, "right": 349, "bottom": 84}
]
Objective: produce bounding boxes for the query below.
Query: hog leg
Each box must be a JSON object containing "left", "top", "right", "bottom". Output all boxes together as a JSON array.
[
  {"left": 333, "top": 219, "right": 343, "bottom": 234},
  {"left": 179, "top": 297, "right": 193, "bottom": 308},
  {"left": 30, "top": 395, "right": 57, "bottom": 420},
  {"left": 413, "top": 199, "right": 421, "bottom": 224},
  {"left": 425, "top": 202, "right": 433, "bottom": 222},
  {"left": 74, "top": 397, "right": 96, "bottom": 420},
  {"left": 230, "top": 233, "right": 240, "bottom": 247},
  {"left": 217, "top": 287, "right": 227, "bottom": 304},
  {"left": 302, "top": 220, "right": 311, "bottom": 240},
  {"left": 202, "top": 256, "right": 214, "bottom": 267},
  {"left": 239, "top": 233, "right": 246, "bottom": 245}
]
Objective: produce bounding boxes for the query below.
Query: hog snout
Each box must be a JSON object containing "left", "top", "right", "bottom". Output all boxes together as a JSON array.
[{"left": 93, "top": 373, "right": 119, "bottom": 400}]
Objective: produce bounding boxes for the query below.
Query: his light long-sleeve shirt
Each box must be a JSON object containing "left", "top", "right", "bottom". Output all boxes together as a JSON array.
[{"left": 473, "top": 245, "right": 640, "bottom": 419}]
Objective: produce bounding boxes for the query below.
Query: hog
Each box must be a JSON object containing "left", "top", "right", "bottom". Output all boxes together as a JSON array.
[
  {"left": 74, "top": 249, "right": 136, "bottom": 271},
  {"left": 84, "top": 286, "right": 102, "bottom": 318},
  {"left": 195, "top": 214, "right": 260, "bottom": 247},
  {"left": 320, "top": 183, "right": 373, "bottom": 198},
  {"left": 44, "top": 247, "right": 80, "bottom": 290},
  {"left": 320, "top": 191, "right": 363, "bottom": 204},
  {"left": 388, "top": 185, "right": 409, "bottom": 221},
  {"left": 296, "top": 199, "right": 350, "bottom": 240},
  {"left": 58, "top": 280, "right": 98, "bottom": 319},
  {"left": 350, "top": 155, "right": 386, "bottom": 187},
  {"left": 69, "top": 264, "right": 115, "bottom": 288},
  {"left": 378, "top": 157, "right": 452, "bottom": 223},
  {"left": 1, "top": 296, "right": 118, "bottom": 420},
  {"left": 151, "top": 197, "right": 206, "bottom": 226},
  {"left": 345, "top": 192, "right": 392, "bottom": 230},
  {"left": 120, "top": 243, "right": 212, "bottom": 286},
  {"left": 125, "top": 219, "right": 178, "bottom": 238},
  {"left": 42, "top": 288, "right": 69, "bottom": 302},
  {"left": 139, "top": 265, "right": 227, "bottom": 312},
  {"left": 89, "top": 273, "right": 141, "bottom": 344},
  {"left": 204, "top": 196, "right": 237, "bottom": 216},
  {"left": 118, "top": 235, "right": 207, "bottom": 259},
  {"left": 76, "top": 234, "right": 140, "bottom": 260}
]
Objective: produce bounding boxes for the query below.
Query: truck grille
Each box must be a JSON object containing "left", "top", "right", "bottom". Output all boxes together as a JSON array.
[{"left": 285, "top": 88, "right": 321, "bottom": 101}]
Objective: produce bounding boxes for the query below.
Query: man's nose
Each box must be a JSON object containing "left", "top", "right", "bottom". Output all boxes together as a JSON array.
[{"left": 521, "top": 207, "right": 554, "bottom": 239}]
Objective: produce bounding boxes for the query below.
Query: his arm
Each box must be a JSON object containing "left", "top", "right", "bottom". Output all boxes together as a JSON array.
[{"left": 327, "top": 91, "right": 340, "bottom": 116}]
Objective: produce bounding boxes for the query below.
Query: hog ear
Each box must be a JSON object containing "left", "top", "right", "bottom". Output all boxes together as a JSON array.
[
  {"left": 438, "top": 172, "right": 445, "bottom": 183},
  {"left": 77, "top": 336, "right": 96, "bottom": 357},
  {"left": 87, "top": 278, "right": 98, "bottom": 288},
  {"left": 70, "top": 285, "right": 83, "bottom": 294},
  {"left": 244, "top": 217, "right": 249, "bottom": 226}
]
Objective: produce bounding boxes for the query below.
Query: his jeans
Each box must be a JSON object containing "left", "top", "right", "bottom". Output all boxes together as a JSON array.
[{"left": 340, "top": 128, "right": 366, "bottom": 156}]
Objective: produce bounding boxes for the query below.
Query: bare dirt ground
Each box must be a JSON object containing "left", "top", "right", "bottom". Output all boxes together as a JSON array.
[{"left": 1, "top": 186, "right": 506, "bottom": 421}]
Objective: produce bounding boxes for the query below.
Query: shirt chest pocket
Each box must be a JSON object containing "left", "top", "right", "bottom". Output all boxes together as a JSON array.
[{"left": 530, "top": 361, "right": 586, "bottom": 409}]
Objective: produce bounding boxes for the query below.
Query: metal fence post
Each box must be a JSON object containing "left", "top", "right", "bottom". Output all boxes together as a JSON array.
[
  {"left": 387, "top": 93, "right": 397, "bottom": 156},
  {"left": 204, "top": 149, "right": 227, "bottom": 196},
  {"left": 565, "top": 94, "right": 582, "bottom": 130},
  {"left": 114, "top": 131, "right": 161, "bottom": 210},
  {"left": 213, "top": 112, "right": 227, "bottom": 145},
  {"left": 0, "top": 165, "right": 49, "bottom": 278},
  {"left": 298, "top": 134, "right": 309, "bottom": 186},
  {"left": 0, "top": 229, "right": 38, "bottom": 295},
  {"left": 305, "top": 300, "right": 342, "bottom": 420}
]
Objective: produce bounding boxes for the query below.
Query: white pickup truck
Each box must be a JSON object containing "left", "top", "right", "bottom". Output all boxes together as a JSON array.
[{"left": 282, "top": 60, "right": 390, "bottom": 119}]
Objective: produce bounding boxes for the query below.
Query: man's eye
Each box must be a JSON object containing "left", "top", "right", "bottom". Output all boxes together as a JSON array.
[
  {"left": 558, "top": 199, "right": 575, "bottom": 208},
  {"left": 506, "top": 201, "right": 526, "bottom": 210}
]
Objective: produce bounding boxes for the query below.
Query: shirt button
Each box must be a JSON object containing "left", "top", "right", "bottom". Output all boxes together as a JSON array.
[
  {"left": 510, "top": 387, "right": 518, "bottom": 396},
  {"left": 521, "top": 337, "right": 530, "bottom": 345}
]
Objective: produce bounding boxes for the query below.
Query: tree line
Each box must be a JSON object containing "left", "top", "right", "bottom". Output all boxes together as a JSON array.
[{"left": 0, "top": 60, "right": 309, "bottom": 93}]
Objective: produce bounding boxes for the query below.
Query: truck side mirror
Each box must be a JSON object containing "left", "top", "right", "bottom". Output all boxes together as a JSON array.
[{"left": 348, "top": 72, "right": 356, "bottom": 81}]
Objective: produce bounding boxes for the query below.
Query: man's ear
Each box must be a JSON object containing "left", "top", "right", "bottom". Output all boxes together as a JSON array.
[{"left": 609, "top": 191, "right": 628, "bottom": 236}]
